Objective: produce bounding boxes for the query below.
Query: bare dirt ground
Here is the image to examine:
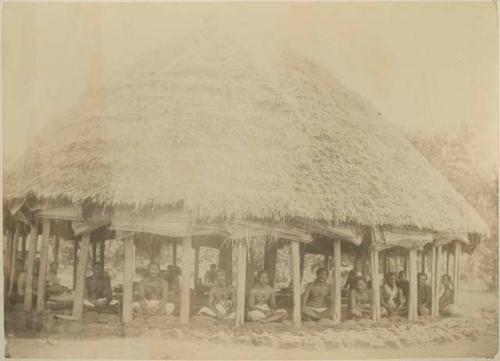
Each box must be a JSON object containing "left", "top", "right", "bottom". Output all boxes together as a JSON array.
[{"left": 5, "top": 290, "right": 498, "bottom": 359}]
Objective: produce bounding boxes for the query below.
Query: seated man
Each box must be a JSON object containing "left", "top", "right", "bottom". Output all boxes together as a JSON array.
[
  {"left": 381, "top": 272, "right": 403, "bottom": 316},
  {"left": 133, "top": 262, "right": 175, "bottom": 316},
  {"left": 198, "top": 270, "right": 235, "bottom": 320},
  {"left": 417, "top": 272, "right": 431, "bottom": 315},
  {"left": 350, "top": 277, "right": 372, "bottom": 319},
  {"left": 397, "top": 271, "right": 409, "bottom": 303},
  {"left": 302, "top": 268, "right": 332, "bottom": 321},
  {"left": 247, "top": 270, "right": 288, "bottom": 323},
  {"left": 84, "top": 264, "right": 115, "bottom": 310},
  {"left": 439, "top": 274, "right": 463, "bottom": 317}
]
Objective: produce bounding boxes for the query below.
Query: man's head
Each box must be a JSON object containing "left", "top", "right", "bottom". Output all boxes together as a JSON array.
[
  {"left": 418, "top": 272, "right": 427, "bottom": 286},
  {"left": 316, "top": 268, "right": 328, "bottom": 283},
  {"left": 149, "top": 262, "right": 161, "bottom": 278},
  {"left": 92, "top": 264, "right": 103, "bottom": 277},
  {"left": 355, "top": 277, "right": 367, "bottom": 291},
  {"left": 398, "top": 271, "right": 407, "bottom": 281},
  {"left": 210, "top": 264, "right": 217, "bottom": 272},
  {"left": 215, "top": 270, "right": 226, "bottom": 286},
  {"left": 256, "top": 270, "right": 269, "bottom": 286},
  {"left": 386, "top": 272, "right": 397, "bottom": 286}
]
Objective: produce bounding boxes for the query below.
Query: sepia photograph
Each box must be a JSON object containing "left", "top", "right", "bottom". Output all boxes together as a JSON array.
[{"left": 1, "top": 1, "right": 498, "bottom": 359}]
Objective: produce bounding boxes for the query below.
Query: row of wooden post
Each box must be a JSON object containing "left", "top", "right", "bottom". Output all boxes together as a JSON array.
[{"left": 369, "top": 238, "right": 462, "bottom": 322}]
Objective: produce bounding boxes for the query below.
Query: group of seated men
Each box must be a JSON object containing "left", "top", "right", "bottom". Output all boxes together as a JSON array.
[{"left": 350, "top": 271, "right": 462, "bottom": 319}]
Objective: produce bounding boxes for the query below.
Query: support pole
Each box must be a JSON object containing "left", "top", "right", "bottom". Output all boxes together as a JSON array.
[
  {"left": 235, "top": 239, "right": 247, "bottom": 327},
  {"left": 430, "top": 243, "right": 437, "bottom": 318},
  {"left": 122, "top": 233, "right": 135, "bottom": 323},
  {"left": 8, "top": 223, "right": 22, "bottom": 296},
  {"left": 453, "top": 241, "right": 461, "bottom": 306},
  {"left": 37, "top": 221, "right": 51, "bottom": 312},
  {"left": 21, "top": 234, "right": 27, "bottom": 264},
  {"left": 5, "top": 229, "right": 13, "bottom": 291},
  {"left": 73, "top": 239, "right": 79, "bottom": 290},
  {"left": 332, "top": 239, "right": 342, "bottom": 323},
  {"left": 72, "top": 233, "right": 90, "bottom": 320},
  {"left": 194, "top": 245, "right": 200, "bottom": 282},
  {"left": 370, "top": 247, "right": 381, "bottom": 323},
  {"left": 290, "top": 241, "right": 301, "bottom": 327},
  {"left": 180, "top": 236, "right": 192, "bottom": 324},
  {"left": 421, "top": 251, "right": 426, "bottom": 274},
  {"left": 434, "top": 244, "right": 443, "bottom": 317},
  {"left": 299, "top": 243, "right": 305, "bottom": 279},
  {"left": 100, "top": 239, "right": 105, "bottom": 273},
  {"left": 408, "top": 248, "right": 418, "bottom": 321},
  {"left": 172, "top": 243, "right": 178, "bottom": 266},
  {"left": 92, "top": 241, "right": 97, "bottom": 267},
  {"left": 53, "top": 235, "right": 60, "bottom": 271},
  {"left": 24, "top": 225, "right": 38, "bottom": 312},
  {"left": 447, "top": 250, "right": 451, "bottom": 276}
]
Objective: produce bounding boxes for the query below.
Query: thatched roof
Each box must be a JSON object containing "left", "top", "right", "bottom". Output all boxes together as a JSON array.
[{"left": 4, "top": 30, "right": 489, "bottom": 236}]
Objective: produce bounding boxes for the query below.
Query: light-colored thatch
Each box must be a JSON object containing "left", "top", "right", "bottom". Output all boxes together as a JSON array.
[{"left": 4, "top": 31, "right": 489, "bottom": 236}]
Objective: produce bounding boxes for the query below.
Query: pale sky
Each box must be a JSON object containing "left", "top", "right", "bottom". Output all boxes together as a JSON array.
[{"left": 2, "top": 2, "right": 497, "bottom": 174}]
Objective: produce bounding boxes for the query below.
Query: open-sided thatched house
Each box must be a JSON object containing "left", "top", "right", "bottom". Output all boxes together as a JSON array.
[{"left": 3, "top": 30, "right": 489, "bottom": 327}]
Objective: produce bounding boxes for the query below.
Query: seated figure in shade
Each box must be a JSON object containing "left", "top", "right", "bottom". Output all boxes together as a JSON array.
[
  {"left": 198, "top": 270, "right": 235, "bottom": 320},
  {"left": 397, "top": 271, "right": 410, "bottom": 304},
  {"left": 204, "top": 263, "right": 218, "bottom": 287},
  {"left": 302, "top": 268, "right": 332, "bottom": 321},
  {"left": 380, "top": 272, "right": 404, "bottom": 316},
  {"left": 350, "top": 277, "right": 373, "bottom": 319},
  {"left": 247, "top": 270, "right": 288, "bottom": 323},
  {"left": 133, "top": 262, "right": 175, "bottom": 316},
  {"left": 417, "top": 272, "right": 431, "bottom": 316},
  {"left": 84, "top": 264, "right": 117, "bottom": 310},
  {"left": 439, "top": 274, "right": 463, "bottom": 317}
]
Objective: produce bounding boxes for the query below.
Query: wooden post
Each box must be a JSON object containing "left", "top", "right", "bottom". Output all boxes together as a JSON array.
[
  {"left": 299, "top": 243, "right": 305, "bottom": 279},
  {"left": 421, "top": 251, "right": 426, "bottom": 274},
  {"left": 172, "top": 243, "right": 178, "bottom": 266},
  {"left": 235, "top": 239, "right": 247, "bottom": 327},
  {"left": 291, "top": 241, "right": 301, "bottom": 327},
  {"left": 434, "top": 244, "right": 443, "bottom": 317},
  {"left": 92, "top": 241, "right": 97, "bottom": 267},
  {"left": 53, "top": 235, "right": 60, "bottom": 270},
  {"left": 453, "top": 241, "right": 461, "bottom": 306},
  {"left": 430, "top": 243, "right": 437, "bottom": 318},
  {"left": 194, "top": 245, "right": 200, "bottom": 282},
  {"left": 332, "top": 239, "right": 342, "bottom": 323},
  {"left": 5, "top": 229, "right": 13, "bottom": 291},
  {"left": 37, "top": 221, "right": 51, "bottom": 312},
  {"left": 21, "top": 234, "right": 27, "bottom": 264},
  {"left": 403, "top": 256, "right": 408, "bottom": 275},
  {"left": 122, "top": 233, "right": 135, "bottom": 323},
  {"left": 408, "top": 248, "right": 418, "bottom": 321},
  {"left": 100, "top": 239, "right": 105, "bottom": 273},
  {"left": 8, "top": 223, "right": 22, "bottom": 295},
  {"left": 446, "top": 250, "right": 450, "bottom": 276},
  {"left": 370, "top": 247, "right": 381, "bottom": 323},
  {"left": 73, "top": 239, "right": 79, "bottom": 290},
  {"left": 24, "top": 225, "right": 38, "bottom": 312},
  {"left": 72, "top": 233, "right": 90, "bottom": 320},
  {"left": 180, "top": 236, "right": 192, "bottom": 324}
]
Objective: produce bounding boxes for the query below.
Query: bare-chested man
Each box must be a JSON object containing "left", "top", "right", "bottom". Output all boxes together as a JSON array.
[
  {"left": 350, "top": 277, "right": 373, "bottom": 319},
  {"left": 247, "top": 270, "right": 288, "bottom": 323},
  {"left": 381, "top": 272, "right": 403, "bottom": 316},
  {"left": 133, "top": 262, "right": 175, "bottom": 316},
  {"left": 302, "top": 268, "right": 332, "bottom": 321},
  {"left": 198, "top": 270, "right": 235, "bottom": 320}
]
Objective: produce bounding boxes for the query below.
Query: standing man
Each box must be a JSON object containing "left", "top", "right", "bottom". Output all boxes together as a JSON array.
[
  {"left": 133, "top": 262, "right": 175, "bottom": 316},
  {"left": 302, "top": 268, "right": 332, "bottom": 321},
  {"left": 247, "top": 270, "right": 288, "bottom": 323}
]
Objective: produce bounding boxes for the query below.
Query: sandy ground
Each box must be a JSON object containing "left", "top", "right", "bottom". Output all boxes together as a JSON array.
[
  {"left": 6, "top": 334, "right": 498, "bottom": 360},
  {"left": 5, "top": 290, "right": 499, "bottom": 360}
]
